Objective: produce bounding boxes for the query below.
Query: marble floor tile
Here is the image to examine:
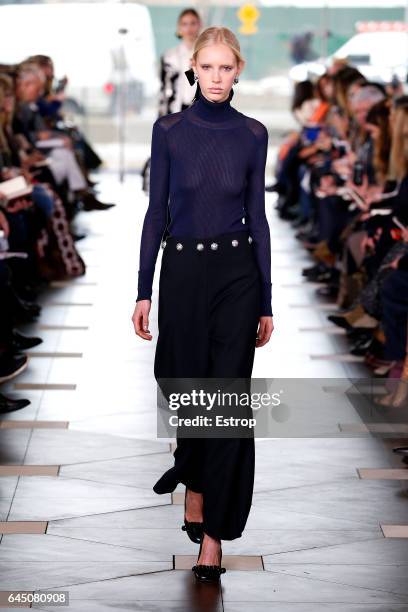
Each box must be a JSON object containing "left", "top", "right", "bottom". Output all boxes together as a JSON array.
[
  {"left": 9, "top": 476, "right": 167, "bottom": 521},
  {"left": 0, "top": 430, "right": 32, "bottom": 464},
  {"left": 67, "top": 411, "right": 158, "bottom": 439},
  {"left": 254, "top": 437, "right": 391, "bottom": 471},
  {"left": 263, "top": 538, "right": 408, "bottom": 565},
  {"left": 0, "top": 477, "right": 19, "bottom": 497},
  {"left": 253, "top": 479, "right": 408, "bottom": 526},
  {"left": 220, "top": 570, "right": 408, "bottom": 604},
  {"left": 0, "top": 499, "right": 13, "bottom": 521},
  {"left": 59, "top": 453, "right": 173, "bottom": 489},
  {"left": 0, "top": 532, "right": 171, "bottom": 564},
  {"left": 0, "top": 534, "right": 171, "bottom": 590},
  {"left": 264, "top": 562, "right": 408, "bottom": 596},
  {"left": 24, "top": 430, "right": 168, "bottom": 465}
]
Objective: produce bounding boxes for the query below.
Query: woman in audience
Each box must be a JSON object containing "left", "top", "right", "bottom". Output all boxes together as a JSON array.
[
  {"left": 13, "top": 62, "right": 114, "bottom": 213},
  {"left": 0, "top": 74, "right": 85, "bottom": 283}
]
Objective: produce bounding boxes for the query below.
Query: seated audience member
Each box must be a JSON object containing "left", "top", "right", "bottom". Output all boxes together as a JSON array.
[{"left": 270, "top": 61, "right": 407, "bottom": 412}]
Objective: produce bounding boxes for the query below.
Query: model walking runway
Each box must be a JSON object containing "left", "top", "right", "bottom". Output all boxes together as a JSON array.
[{"left": 133, "top": 25, "right": 274, "bottom": 583}]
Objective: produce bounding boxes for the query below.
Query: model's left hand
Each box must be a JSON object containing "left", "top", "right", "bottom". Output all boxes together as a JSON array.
[{"left": 256, "top": 316, "right": 274, "bottom": 348}]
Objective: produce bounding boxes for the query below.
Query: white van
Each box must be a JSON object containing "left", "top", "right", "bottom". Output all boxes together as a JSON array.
[
  {"left": 0, "top": 2, "right": 160, "bottom": 114},
  {"left": 289, "top": 27, "right": 408, "bottom": 86}
]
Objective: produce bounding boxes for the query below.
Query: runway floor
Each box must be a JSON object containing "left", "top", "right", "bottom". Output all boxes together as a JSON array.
[{"left": 0, "top": 173, "right": 407, "bottom": 611}]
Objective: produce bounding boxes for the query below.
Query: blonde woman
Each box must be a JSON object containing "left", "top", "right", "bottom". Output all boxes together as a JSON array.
[{"left": 132, "top": 26, "right": 274, "bottom": 582}]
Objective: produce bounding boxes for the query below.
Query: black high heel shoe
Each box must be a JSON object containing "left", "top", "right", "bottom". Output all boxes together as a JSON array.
[
  {"left": 181, "top": 488, "right": 203, "bottom": 544},
  {"left": 192, "top": 535, "right": 226, "bottom": 583}
]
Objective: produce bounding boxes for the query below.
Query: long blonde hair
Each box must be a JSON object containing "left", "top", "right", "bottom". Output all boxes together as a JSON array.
[
  {"left": 389, "top": 106, "right": 408, "bottom": 181},
  {"left": 0, "top": 73, "right": 14, "bottom": 156},
  {"left": 190, "top": 27, "right": 244, "bottom": 103}
]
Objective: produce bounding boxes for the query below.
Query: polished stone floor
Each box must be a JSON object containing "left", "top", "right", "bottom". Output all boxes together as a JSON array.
[{"left": 0, "top": 174, "right": 407, "bottom": 611}]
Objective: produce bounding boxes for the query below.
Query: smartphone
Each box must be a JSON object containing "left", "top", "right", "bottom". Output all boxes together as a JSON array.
[{"left": 353, "top": 161, "right": 364, "bottom": 186}]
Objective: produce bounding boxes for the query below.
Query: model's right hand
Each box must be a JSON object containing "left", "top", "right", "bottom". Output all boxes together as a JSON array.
[{"left": 132, "top": 300, "right": 152, "bottom": 340}]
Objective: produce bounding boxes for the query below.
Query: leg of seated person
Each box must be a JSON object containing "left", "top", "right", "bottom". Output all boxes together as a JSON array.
[
  {"left": 46, "top": 148, "right": 87, "bottom": 191},
  {"left": 32, "top": 185, "right": 54, "bottom": 219},
  {"left": 0, "top": 263, "right": 14, "bottom": 351},
  {"left": 381, "top": 270, "right": 408, "bottom": 361}
]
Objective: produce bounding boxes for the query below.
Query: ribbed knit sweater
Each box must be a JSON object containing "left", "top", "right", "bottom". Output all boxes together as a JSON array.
[{"left": 137, "top": 87, "right": 273, "bottom": 316}]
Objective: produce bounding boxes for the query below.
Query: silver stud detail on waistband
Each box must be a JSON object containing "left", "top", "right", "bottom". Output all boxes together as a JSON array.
[
  {"left": 176, "top": 242, "right": 183, "bottom": 251},
  {"left": 231, "top": 239, "right": 239, "bottom": 247},
  {"left": 210, "top": 242, "right": 218, "bottom": 250},
  {"left": 248, "top": 236, "right": 253, "bottom": 244},
  {"left": 196, "top": 242, "right": 204, "bottom": 251},
  {"left": 161, "top": 241, "right": 167, "bottom": 249}
]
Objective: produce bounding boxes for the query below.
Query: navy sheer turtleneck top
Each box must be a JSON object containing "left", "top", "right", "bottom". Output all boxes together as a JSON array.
[{"left": 136, "top": 87, "right": 273, "bottom": 316}]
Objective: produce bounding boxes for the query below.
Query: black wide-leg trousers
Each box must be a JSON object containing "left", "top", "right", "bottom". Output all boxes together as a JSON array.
[{"left": 153, "top": 230, "right": 261, "bottom": 541}]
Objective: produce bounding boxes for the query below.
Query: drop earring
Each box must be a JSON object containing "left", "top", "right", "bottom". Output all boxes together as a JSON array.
[
  {"left": 233, "top": 76, "right": 239, "bottom": 84},
  {"left": 194, "top": 73, "right": 198, "bottom": 82}
]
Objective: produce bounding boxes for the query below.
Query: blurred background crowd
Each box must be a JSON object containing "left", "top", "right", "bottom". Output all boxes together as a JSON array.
[
  {"left": 0, "top": 55, "right": 114, "bottom": 414},
  {"left": 269, "top": 63, "right": 408, "bottom": 410}
]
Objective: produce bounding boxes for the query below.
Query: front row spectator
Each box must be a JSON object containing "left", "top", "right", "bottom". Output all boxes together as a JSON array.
[{"left": 0, "top": 53, "right": 114, "bottom": 413}]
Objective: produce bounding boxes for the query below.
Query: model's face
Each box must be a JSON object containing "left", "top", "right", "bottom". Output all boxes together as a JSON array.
[
  {"left": 178, "top": 14, "right": 201, "bottom": 42},
  {"left": 192, "top": 43, "right": 244, "bottom": 104}
]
